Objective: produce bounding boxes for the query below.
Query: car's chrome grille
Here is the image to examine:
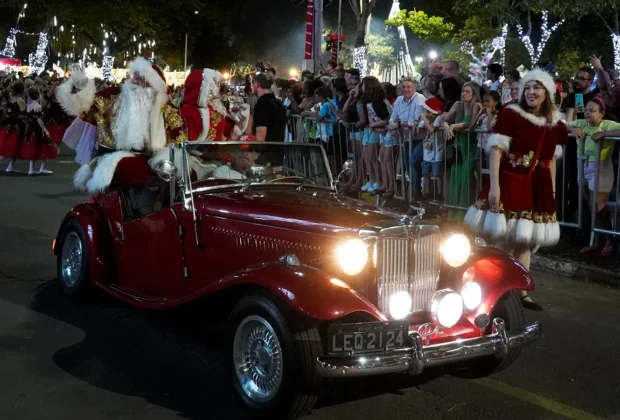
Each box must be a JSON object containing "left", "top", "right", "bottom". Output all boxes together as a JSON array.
[{"left": 377, "top": 226, "right": 441, "bottom": 316}]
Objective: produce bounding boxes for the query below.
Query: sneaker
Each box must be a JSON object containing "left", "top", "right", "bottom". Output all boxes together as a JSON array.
[
  {"left": 367, "top": 183, "right": 379, "bottom": 192},
  {"left": 360, "top": 182, "right": 371, "bottom": 192},
  {"left": 38, "top": 169, "right": 54, "bottom": 175}
]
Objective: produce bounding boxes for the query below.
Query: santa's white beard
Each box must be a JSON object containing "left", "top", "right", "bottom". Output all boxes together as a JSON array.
[{"left": 111, "top": 82, "right": 156, "bottom": 151}]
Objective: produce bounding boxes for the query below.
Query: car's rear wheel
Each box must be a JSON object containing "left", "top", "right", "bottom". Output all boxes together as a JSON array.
[
  {"left": 455, "top": 290, "right": 525, "bottom": 378},
  {"left": 230, "top": 293, "right": 321, "bottom": 419},
  {"left": 57, "top": 219, "right": 91, "bottom": 299}
]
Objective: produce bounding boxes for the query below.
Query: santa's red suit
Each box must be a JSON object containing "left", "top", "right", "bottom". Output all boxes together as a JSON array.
[
  {"left": 465, "top": 69, "right": 568, "bottom": 248},
  {"left": 149, "top": 68, "right": 249, "bottom": 174}
]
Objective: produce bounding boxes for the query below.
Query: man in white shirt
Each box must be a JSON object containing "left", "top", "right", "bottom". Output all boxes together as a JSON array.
[
  {"left": 386, "top": 78, "right": 426, "bottom": 201},
  {"left": 212, "top": 148, "right": 260, "bottom": 180},
  {"left": 487, "top": 63, "right": 503, "bottom": 92}
]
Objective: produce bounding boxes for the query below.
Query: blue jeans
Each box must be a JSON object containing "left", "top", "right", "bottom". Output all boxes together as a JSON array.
[{"left": 409, "top": 140, "right": 424, "bottom": 195}]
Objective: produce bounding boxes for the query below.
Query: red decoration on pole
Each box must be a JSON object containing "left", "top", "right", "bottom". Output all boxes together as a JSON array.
[
  {"left": 325, "top": 33, "right": 345, "bottom": 62},
  {"left": 304, "top": 0, "right": 314, "bottom": 60}
]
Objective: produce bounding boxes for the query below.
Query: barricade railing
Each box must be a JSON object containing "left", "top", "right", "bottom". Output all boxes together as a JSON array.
[{"left": 286, "top": 114, "right": 611, "bottom": 240}]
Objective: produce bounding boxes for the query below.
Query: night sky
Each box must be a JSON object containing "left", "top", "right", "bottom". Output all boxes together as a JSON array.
[{"left": 242, "top": 0, "right": 417, "bottom": 69}]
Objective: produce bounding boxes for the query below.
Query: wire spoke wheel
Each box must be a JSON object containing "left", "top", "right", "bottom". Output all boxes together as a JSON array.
[
  {"left": 233, "top": 315, "right": 284, "bottom": 403},
  {"left": 60, "top": 231, "right": 83, "bottom": 288}
]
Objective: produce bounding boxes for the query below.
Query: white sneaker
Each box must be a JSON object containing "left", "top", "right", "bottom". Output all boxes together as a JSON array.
[
  {"left": 39, "top": 169, "right": 53, "bottom": 174},
  {"left": 368, "top": 183, "right": 380, "bottom": 192},
  {"left": 360, "top": 182, "right": 371, "bottom": 192}
]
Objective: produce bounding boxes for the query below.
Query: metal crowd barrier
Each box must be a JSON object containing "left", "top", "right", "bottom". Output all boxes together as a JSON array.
[{"left": 286, "top": 114, "right": 620, "bottom": 242}]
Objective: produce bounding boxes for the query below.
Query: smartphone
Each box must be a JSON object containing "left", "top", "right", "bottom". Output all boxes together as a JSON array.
[
  {"left": 575, "top": 93, "right": 584, "bottom": 109},
  {"left": 542, "top": 61, "right": 555, "bottom": 74}
]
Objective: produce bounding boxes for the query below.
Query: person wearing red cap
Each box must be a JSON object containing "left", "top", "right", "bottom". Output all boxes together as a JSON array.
[{"left": 417, "top": 97, "right": 445, "bottom": 200}]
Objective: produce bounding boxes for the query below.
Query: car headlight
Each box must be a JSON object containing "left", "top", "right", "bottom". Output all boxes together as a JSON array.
[
  {"left": 442, "top": 233, "right": 471, "bottom": 267},
  {"left": 431, "top": 289, "right": 463, "bottom": 328},
  {"left": 461, "top": 281, "right": 482, "bottom": 310},
  {"left": 335, "top": 238, "right": 368, "bottom": 276},
  {"left": 389, "top": 291, "right": 412, "bottom": 320}
]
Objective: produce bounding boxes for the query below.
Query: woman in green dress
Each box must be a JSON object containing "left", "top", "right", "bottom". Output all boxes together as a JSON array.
[{"left": 442, "top": 82, "right": 483, "bottom": 220}]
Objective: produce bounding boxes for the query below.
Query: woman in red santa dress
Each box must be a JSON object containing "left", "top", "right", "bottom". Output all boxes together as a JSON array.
[{"left": 464, "top": 69, "right": 568, "bottom": 311}]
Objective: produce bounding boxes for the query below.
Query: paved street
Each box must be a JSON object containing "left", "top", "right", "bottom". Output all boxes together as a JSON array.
[{"left": 0, "top": 156, "right": 619, "bottom": 420}]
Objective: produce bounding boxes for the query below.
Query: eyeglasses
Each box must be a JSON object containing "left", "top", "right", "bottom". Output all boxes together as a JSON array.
[{"left": 576, "top": 77, "right": 591, "bottom": 82}]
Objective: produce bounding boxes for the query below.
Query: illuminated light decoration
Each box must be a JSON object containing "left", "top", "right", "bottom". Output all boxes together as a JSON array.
[
  {"left": 517, "top": 11, "right": 564, "bottom": 67},
  {"left": 612, "top": 34, "right": 620, "bottom": 70},
  {"left": 354, "top": 45, "right": 367, "bottom": 77},
  {"left": 102, "top": 40, "right": 106, "bottom": 46},
  {"left": 53, "top": 16, "right": 57, "bottom": 26},
  {"left": 429, "top": 50, "right": 438, "bottom": 60},
  {"left": 498, "top": 23, "right": 508, "bottom": 66},
  {"left": 28, "top": 31, "right": 49, "bottom": 76},
  {"left": 104, "top": 32, "right": 109, "bottom": 39},
  {"left": 1, "top": 28, "right": 18, "bottom": 57},
  {"left": 133, "top": 35, "right": 137, "bottom": 42},
  {"left": 60, "top": 25, "right": 64, "bottom": 32},
  {"left": 102, "top": 55, "right": 114, "bottom": 80},
  {"left": 460, "top": 41, "right": 474, "bottom": 56}
]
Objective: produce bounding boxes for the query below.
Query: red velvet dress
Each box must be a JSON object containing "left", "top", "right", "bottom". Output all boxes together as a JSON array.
[{"left": 465, "top": 105, "right": 568, "bottom": 247}]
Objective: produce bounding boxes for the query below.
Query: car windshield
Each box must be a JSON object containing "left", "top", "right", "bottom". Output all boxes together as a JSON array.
[{"left": 181, "top": 141, "right": 333, "bottom": 190}]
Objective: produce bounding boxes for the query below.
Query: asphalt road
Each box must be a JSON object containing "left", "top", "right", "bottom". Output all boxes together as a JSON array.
[{"left": 0, "top": 156, "right": 619, "bottom": 420}]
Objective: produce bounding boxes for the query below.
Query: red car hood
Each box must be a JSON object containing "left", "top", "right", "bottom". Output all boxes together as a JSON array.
[{"left": 197, "top": 188, "right": 403, "bottom": 235}]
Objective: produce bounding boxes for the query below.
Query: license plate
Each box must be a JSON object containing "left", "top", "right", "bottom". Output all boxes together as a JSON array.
[{"left": 327, "top": 321, "right": 409, "bottom": 354}]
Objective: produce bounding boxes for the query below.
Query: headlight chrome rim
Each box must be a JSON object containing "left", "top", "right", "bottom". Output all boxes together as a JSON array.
[
  {"left": 442, "top": 233, "right": 471, "bottom": 267},
  {"left": 430, "top": 289, "right": 464, "bottom": 328},
  {"left": 335, "top": 238, "right": 368, "bottom": 276}
]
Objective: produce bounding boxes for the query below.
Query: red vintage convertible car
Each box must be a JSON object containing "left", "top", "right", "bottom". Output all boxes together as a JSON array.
[{"left": 54, "top": 141, "right": 541, "bottom": 419}]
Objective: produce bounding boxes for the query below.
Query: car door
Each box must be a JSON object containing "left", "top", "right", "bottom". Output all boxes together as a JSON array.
[{"left": 113, "top": 182, "right": 186, "bottom": 299}]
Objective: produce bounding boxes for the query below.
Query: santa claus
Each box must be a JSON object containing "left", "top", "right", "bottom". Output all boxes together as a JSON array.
[
  {"left": 149, "top": 68, "right": 249, "bottom": 176},
  {"left": 56, "top": 58, "right": 185, "bottom": 193}
]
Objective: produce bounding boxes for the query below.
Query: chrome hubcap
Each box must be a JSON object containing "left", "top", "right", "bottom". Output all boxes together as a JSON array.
[
  {"left": 233, "top": 315, "right": 283, "bottom": 403},
  {"left": 60, "top": 232, "right": 82, "bottom": 288}
]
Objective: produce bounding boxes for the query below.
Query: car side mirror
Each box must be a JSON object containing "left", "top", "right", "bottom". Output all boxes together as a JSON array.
[
  {"left": 155, "top": 160, "right": 176, "bottom": 183},
  {"left": 341, "top": 159, "right": 354, "bottom": 174}
]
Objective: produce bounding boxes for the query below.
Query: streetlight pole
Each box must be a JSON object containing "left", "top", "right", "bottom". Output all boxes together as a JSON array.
[
  {"left": 313, "top": 0, "right": 323, "bottom": 74},
  {"left": 184, "top": 33, "right": 188, "bottom": 74},
  {"left": 336, "top": 0, "right": 342, "bottom": 64}
]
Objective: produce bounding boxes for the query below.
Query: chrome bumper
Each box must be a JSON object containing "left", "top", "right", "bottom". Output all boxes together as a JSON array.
[{"left": 316, "top": 318, "right": 541, "bottom": 378}]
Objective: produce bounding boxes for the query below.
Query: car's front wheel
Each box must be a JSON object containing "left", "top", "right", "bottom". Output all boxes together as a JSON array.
[
  {"left": 230, "top": 293, "right": 321, "bottom": 419},
  {"left": 455, "top": 290, "right": 525, "bottom": 378},
  {"left": 56, "top": 219, "right": 91, "bottom": 299}
]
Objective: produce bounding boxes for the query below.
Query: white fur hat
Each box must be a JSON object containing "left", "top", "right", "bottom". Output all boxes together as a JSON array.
[{"left": 519, "top": 68, "right": 556, "bottom": 103}]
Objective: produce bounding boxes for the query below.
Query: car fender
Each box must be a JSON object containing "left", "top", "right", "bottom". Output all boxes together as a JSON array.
[
  {"left": 54, "top": 203, "right": 115, "bottom": 286},
  {"left": 212, "top": 262, "right": 387, "bottom": 322},
  {"left": 467, "top": 246, "right": 534, "bottom": 317}
]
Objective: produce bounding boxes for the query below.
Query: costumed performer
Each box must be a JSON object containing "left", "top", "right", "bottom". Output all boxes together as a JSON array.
[{"left": 464, "top": 68, "right": 568, "bottom": 311}]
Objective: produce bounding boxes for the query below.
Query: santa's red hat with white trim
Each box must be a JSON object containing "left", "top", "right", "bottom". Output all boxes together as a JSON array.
[{"left": 519, "top": 68, "right": 556, "bottom": 103}]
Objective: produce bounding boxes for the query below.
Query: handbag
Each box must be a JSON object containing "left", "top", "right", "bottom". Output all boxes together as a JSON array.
[{"left": 499, "top": 126, "right": 548, "bottom": 211}]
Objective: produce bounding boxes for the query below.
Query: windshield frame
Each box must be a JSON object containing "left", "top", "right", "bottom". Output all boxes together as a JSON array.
[{"left": 177, "top": 141, "right": 336, "bottom": 198}]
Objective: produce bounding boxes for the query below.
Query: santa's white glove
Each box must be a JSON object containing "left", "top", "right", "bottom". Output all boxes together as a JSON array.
[{"left": 68, "top": 64, "right": 89, "bottom": 90}]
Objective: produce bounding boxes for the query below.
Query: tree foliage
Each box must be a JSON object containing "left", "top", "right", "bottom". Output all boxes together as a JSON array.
[
  {"left": 386, "top": 10, "right": 455, "bottom": 44},
  {"left": 366, "top": 31, "right": 399, "bottom": 70},
  {"left": 452, "top": 15, "right": 500, "bottom": 51}
]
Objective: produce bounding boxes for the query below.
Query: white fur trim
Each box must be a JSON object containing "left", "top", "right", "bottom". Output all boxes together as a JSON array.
[
  {"left": 231, "top": 104, "right": 250, "bottom": 140},
  {"left": 73, "top": 164, "right": 93, "bottom": 191},
  {"left": 485, "top": 133, "right": 512, "bottom": 155},
  {"left": 515, "top": 218, "right": 534, "bottom": 246},
  {"left": 482, "top": 211, "right": 507, "bottom": 241},
  {"left": 532, "top": 221, "right": 561, "bottom": 248},
  {"left": 531, "top": 222, "right": 546, "bottom": 248},
  {"left": 519, "top": 68, "right": 556, "bottom": 104},
  {"left": 86, "top": 151, "right": 135, "bottom": 193},
  {"left": 196, "top": 107, "right": 211, "bottom": 141},
  {"left": 465, "top": 206, "right": 486, "bottom": 235},
  {"left": 199, "top": 69, "right": 222, "bottom": 108},
  {"left": 150, "top": 92, "right": 168, "bottom": 152},
  {"left": 55, "top": 77, "right": 96, "bottom": 117},
  {"left": 506, "top": 218, "right": 518, "bottom": 243},
  {"left": 506, "top": 104, "right": 562, "bottom": 127},
  {"left": 554, "top": 144, "right": 563, "bottom": 159},
  {"left": 129, "top": 57, "right": 166, "bottom": 94}
]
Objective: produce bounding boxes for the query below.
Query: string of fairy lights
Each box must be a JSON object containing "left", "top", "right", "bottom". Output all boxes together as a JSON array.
[
  {"left": 1, "top": 4, "right": 158, "bottom": 79},
  {"left": 516, "top": 10, "right": 564, "bottom": 67}
]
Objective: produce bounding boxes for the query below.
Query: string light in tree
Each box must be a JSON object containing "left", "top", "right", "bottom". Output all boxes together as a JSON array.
[
  {"left": 612, "top": 34, "right": 620, "bottom": 70},
  {"left": 516, "top": 24, "right": 535, "bottom": 65},
  {"left": 460, "top": 41, "right": 474, "bottom": 56},
  {"left": 28, "top": 31, "right": 49, "bottom": 75},
  {"left": 1, "top": 28, "right": 18, "bottom": 57},
  {"left": 534, "top": 11, "right": 564, "bottom": 65},
  {"left": 499, "top": 24, "right": 508, "bottom": 66},
  {"left": 354, "top": 46, "right": 367, "bottom": 77},
  {"left": 102, "top": 55, "right": 114, "bottom": 80}
]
